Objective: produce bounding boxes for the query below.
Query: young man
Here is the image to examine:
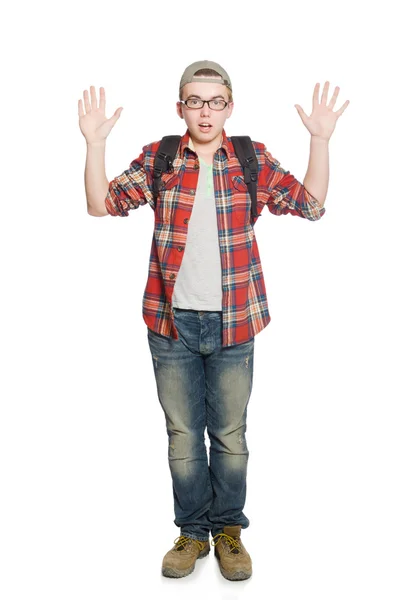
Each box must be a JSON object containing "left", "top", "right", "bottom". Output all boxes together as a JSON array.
[{"left": 80, "top": 60, "right": 349, "bottom": 581}]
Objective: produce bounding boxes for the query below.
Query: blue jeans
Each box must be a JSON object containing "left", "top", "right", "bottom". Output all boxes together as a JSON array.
[{"left": 146, "top": 307, "right": 255, "bottom": 542}]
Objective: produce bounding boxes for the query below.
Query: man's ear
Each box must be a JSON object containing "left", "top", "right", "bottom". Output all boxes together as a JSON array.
[
  {"left": 226, "top": 101, "right": 234, "bottom": 118},
  {"left": 176, "top": 101, "right": 183, "bottom": 119}
]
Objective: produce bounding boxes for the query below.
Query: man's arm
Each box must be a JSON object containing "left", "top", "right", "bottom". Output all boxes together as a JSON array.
[
  {"left": 303, "top": 136, "right": 329, "bottom": 208},
  {"left": 294, "top": 80, "right": 350, "bottom": 208},
  {"left": 103, "top": 150, "right": 152, "bottom": 217},
  {"left": 258, "top": 144, "right": 326, "bottom": 221},
  {"left": 85, "top": 141, "right": 109, "bottom": 217}
]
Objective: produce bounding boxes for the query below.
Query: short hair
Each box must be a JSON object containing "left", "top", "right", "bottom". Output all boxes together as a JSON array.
[{"left": 179, "top": 68, "right": 233, "bottom": 102}]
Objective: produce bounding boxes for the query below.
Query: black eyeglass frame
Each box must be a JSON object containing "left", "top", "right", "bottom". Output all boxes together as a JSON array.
[{"left": 179, "top": 99, "right": 229, "bottom": 111}]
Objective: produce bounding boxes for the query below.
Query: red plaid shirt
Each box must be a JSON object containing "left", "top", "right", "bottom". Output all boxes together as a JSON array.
[{"left": 105, "top": 128, "right": 325, "bottom": 347}]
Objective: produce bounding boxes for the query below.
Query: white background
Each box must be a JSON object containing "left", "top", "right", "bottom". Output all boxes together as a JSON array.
[{"left": 1, "top": 0, "right": 396, "bottom": 598}]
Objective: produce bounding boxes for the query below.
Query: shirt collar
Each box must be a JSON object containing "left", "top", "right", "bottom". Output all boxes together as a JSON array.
[{"left": 180, "top": 128, "right": 231, "bottom": 160}]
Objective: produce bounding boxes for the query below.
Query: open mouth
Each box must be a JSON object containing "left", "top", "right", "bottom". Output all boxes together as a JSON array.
[{"left": 198, "top": 123, "right": 212, "bottom": 132}]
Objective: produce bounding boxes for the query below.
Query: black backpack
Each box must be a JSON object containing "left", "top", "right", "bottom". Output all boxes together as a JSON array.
[{"left": 152, "top": 135, "right": 261, "bottom": 222}]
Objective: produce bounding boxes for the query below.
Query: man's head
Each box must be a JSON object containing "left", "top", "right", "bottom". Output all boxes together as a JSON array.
[{"left": 176, "top": 60, "right": 234, "bottom": 147}]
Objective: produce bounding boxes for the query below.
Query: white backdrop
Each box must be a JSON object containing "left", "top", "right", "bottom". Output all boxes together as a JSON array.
[{"left": 1, "top": 0, "right": 396, "bottom": 598}]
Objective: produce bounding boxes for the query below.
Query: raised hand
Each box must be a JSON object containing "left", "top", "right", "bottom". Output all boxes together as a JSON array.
[
  {"left": 294, "top": 81, "right": 350, "bottom": 141},
  {"left": 78, "top": 86, "right": 123, "bottom": 144}
]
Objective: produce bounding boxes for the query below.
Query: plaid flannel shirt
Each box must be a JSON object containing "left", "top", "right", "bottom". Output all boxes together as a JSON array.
[{"left": 105, "top": 128, "right": 325, "bottom": 347}]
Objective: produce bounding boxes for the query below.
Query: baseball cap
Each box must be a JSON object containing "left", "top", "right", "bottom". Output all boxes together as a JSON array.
[{"left": 179, "top": 60, "right": 232, "bottom": 92}]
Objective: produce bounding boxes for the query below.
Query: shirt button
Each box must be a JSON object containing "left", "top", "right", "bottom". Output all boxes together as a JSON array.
[
  {"left": 183, "top": 217, "right": 189, "bottom": 224},
  {"left": 189, "top": 189, "right": 195, "bottom": 195},
  {"left": 170, "top": 273, "right": 175, "bottom": 280}
]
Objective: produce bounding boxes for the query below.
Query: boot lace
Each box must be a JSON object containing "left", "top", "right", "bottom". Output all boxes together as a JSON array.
[
  {"left": 173, "top": 535, "right": 206, "bottom": 552},
  {"left": 211, "top": 533, "right": 241, "bottom": 554}
]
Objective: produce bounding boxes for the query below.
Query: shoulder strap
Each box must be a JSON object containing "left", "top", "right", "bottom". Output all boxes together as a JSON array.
[
  {"left": 152, "top": 135, "right": 181, "bottom": 208},
  {"left": 230, "top": 136, "right": 260, "bottom": 222}
]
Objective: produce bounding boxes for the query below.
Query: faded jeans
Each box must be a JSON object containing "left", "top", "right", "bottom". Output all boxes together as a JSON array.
[{"left": 146, "top": 307, "right": 254, "bottom": 542}]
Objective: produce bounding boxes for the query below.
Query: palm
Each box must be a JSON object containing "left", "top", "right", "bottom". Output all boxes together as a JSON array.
[
  {"left": 295, "top": 81, "right": 350, "bottom": 141},
  {"left": 78, "top": 86, "right": 122, "bottom": 144}
]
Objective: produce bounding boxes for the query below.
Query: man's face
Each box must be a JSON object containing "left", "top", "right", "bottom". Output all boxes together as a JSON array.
[{"left": 176, "top": 81, "right": 234, "bottom": 144}]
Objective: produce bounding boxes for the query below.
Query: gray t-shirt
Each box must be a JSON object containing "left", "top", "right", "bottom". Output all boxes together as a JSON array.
[{"left": 171, "top": 151, "right": 222, "bottom": 311}]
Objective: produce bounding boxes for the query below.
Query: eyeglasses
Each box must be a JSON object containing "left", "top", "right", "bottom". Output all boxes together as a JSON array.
[{"left": 179, "top": 98, "right": 228, "bottom": 111}]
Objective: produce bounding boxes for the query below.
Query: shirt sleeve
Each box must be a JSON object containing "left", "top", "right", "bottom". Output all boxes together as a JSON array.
[
  {"left": 105, "top": 150, "right": 153, "bottom": 217},
  {"left": 261, "top": 146, "right": 326, "bottom": 221}
]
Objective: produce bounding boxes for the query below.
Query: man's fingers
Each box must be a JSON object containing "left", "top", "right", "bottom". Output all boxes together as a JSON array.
[
  {"left": 99, "top": 87, "right": 106, "bottom": 112},
  {"left": 90, "top": 85, "right": 97, "bottom": 110}
]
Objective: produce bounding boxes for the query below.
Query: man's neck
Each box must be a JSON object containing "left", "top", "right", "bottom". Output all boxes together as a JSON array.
[{"left": 188, "top": 130, "right": 223, "bottom": 158}]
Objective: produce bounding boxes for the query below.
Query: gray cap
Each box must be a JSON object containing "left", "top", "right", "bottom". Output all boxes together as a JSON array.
[{"left": 179, "top": 60, "right": 232, "bottom": 92}]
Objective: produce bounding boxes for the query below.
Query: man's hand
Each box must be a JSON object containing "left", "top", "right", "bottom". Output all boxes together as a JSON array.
[
  {"left": 78, "top": 86, "right": 123, "bottom": 145},
  {"left": 294, "top": 81, "right": 350, "bottom": 141}
]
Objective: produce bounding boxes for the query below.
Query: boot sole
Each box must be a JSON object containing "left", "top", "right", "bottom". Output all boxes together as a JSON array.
[{"left": 162, "top": 545, "right": 210, "bottom": 578}]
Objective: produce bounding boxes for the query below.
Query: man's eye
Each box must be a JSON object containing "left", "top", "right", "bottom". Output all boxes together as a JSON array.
[{"left": 191, "top": 99, "right": 198, "bottom": 105}]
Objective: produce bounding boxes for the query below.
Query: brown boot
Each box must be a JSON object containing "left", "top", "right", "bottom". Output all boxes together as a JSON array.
[
  {"left": 162, "top": 535, "right": 210, "bottom": 578},
  {"left": 211, "top": 525, "right": 252, "bottom": 580}
]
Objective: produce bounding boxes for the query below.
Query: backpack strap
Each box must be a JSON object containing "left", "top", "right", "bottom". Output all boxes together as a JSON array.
[
  {"left": 230, "top": 136, "right": 260, "bottom": 221},
  {"left": 152, "top": 135, "right": 181, "bottom": 209}
]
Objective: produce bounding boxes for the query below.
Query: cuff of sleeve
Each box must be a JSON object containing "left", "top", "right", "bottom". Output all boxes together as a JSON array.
[
  {"left": 105, "top": 192, "right": 118, "bottom": 216},
  {"left": 305, "top": 190, "right": 326, "bottom": 218},
  {"left": 105, "top": 186, "right": 134, "bottom": 216}
]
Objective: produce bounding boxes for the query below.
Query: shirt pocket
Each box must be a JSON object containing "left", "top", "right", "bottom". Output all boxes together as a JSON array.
[
  {"left": 156, "top": 172, "right": 180, "bottom": 224},
  {"left": 232, "top": 175, "right": 251, "bottom": 225}
]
